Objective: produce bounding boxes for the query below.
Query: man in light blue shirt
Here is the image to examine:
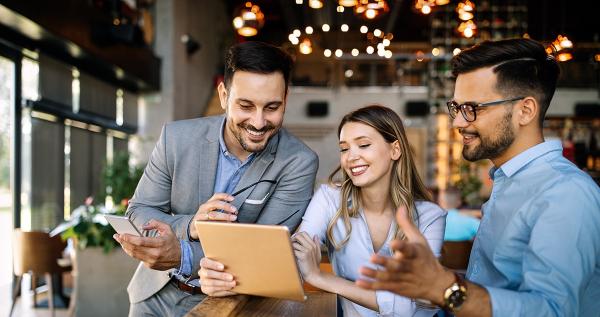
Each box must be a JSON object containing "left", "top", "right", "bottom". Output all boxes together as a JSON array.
[{"left": 358, "top": 38, "right": 600, "bottom": 317}]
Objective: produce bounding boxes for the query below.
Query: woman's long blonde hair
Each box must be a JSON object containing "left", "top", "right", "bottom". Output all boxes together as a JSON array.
[{"left": 327, "top": 105, "right": 432, "bottom": 250}]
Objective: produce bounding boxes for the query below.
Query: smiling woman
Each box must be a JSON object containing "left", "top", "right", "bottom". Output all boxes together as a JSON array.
[{"left": 293, "top": 105, "right": 446, "bottom": 317}]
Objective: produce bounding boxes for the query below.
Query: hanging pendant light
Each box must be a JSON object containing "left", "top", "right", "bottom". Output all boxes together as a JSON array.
[
  {"left": 355, "top": 0, "right": 389, "bottom": 20},
  {"left": 309, "top": 0, "right": 324, "bottom": 9},
  {"left": 232, "top": 2, "right": 265, "bottom": 37},
  {"left": 299, "top": 38, "right": 313, "bottom": 55},
  {"left": 339, "top": 0, "right": 359, "bottom": 6}
]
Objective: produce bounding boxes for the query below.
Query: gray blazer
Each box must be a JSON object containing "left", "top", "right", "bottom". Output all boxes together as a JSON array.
[{"left": 125, "top": 115, "right": 318, "bottom": 303}]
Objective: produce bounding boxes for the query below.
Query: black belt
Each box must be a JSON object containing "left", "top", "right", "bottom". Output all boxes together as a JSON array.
[{"left": 169, "top": 273, "right": 203, "bottom": 295}]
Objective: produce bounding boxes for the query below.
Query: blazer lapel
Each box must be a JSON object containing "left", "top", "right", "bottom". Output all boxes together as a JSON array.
[{"left": 197, "top": 119, "right": 221, "bottom": 204}]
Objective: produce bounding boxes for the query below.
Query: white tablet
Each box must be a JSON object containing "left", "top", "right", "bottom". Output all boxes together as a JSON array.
[{"left": 195, "top": 221, "right": 306, "bottom": 302}]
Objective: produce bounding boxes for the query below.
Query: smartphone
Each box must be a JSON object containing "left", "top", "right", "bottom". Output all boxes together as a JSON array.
[{"left": 104, "top": 214, "right": 142, "bottom": 236}]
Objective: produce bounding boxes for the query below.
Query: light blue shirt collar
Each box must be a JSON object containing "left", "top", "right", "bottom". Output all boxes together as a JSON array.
[{"left": 489, "top": 140, "right": 563, "bottom": 179}]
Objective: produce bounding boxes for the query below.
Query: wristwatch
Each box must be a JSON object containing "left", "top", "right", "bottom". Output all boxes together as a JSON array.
[{"left": 442, "top": 272, "right": 468, "bottom": 313}]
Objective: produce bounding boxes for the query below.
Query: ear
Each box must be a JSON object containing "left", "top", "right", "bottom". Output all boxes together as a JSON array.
[
  {"left": 217, "top": 82, "right": 228, "bottom": 111},
  {"left": 391, "top": 140, "right": 402, "bottom": 161},
  {"left": 517, "top": 97, "right": 538, "bottom": 126}
]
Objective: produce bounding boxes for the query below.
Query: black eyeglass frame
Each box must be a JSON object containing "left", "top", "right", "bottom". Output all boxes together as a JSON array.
[
  {"left": 446, "top": 97, "right": 525, "bottom": 122},
  {"left": 231, "top": 179, "right": 277, "bottom": 197}
]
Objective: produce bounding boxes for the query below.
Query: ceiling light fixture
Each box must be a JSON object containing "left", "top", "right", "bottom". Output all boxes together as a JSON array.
[
  {"left": 339, "top": 0, "right": 358, "bottom": 6},
  {"left": 299, "top": 38, "right": 313, "bottom": 54},
  {"left": 355, "top": 0, "right": 389, "bottom": 20},
  {"left": 232, "top": 2, "right": 265, "bottom": 37},
  {"left": 456, "top": 0, "right": 475, "bottom": 21},
  {"left": 457, "top": 20, "right": 477, "bottom": 38},
  {"left": 309, "top": 0, "right": 324, "bottom": 9}
]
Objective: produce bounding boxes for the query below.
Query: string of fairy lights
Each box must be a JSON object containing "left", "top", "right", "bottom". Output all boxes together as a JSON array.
[{"left": 231, "top": 0, "right": 579, "bottom": 62}]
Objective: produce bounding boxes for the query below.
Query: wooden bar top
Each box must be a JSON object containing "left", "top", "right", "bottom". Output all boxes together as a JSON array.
[{"left": 185, "top": 291, "right": 337, "bottom": 317}]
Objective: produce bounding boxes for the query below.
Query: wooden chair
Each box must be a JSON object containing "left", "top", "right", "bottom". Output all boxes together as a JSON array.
[
  {"left": 10, "top": 229, "right": 71, "bottom": 317},
  {"left": 440, "top": 240, "right": 473, "bottom": 272}
]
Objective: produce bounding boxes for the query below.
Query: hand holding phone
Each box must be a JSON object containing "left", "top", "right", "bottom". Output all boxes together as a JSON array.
[{"left": 104, "top": 214, "right": 142, "bottom": 236}]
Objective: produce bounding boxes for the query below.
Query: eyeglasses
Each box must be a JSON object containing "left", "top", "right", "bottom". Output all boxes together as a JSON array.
[
  {"left": 446, "top": 97, "right": 524, "bottom": 122},
  {"left": 231, "top": 179, "right": 277, "bottom": 197}
]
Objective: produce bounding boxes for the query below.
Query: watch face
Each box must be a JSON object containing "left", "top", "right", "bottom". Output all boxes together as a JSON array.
[{"left": 449, "top": 289, "right": 466, "bottom": 307}]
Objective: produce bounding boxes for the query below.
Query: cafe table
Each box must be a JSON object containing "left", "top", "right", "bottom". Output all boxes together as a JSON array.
[{"left": 185, "top": 291, "right": 337, "bottom": 317}]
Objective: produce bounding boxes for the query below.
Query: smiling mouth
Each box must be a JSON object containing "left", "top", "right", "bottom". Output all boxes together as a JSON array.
[
  {"left": 460, "top": 131, "right": 479, "bottom": 145},
  {"left": 246, "top": 128, "right": 266, "bottom": 137},
  {"left": 350, "top": 165, "right": 368, "bottom": 176}
]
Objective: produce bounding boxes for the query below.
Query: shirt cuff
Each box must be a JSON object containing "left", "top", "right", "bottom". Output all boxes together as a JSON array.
[
  {"left": 177, "top": 239, "right": 193, "bottom": 277},
  {"left": 485, "top": 285, "right": 521, "bottom": 316}
]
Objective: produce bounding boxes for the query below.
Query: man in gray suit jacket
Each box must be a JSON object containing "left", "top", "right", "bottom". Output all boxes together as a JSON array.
[{"left": 114, "top": 41, "right": 318, "bottom": 316}]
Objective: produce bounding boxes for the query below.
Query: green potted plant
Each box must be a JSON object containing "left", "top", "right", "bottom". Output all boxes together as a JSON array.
[
  {"left": 52, "top": 151, "right": 144, "bottom": 317},
  {"left": 454, "top": 161, "right": 484, "bottom": 207},
  {"left": 54, "top": 151, "right": 144, "bottom": 253}
]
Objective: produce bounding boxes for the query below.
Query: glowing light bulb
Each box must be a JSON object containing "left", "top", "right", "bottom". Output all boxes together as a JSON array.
[{"left": 421, "top": 4, "right": 431, "bottom": 14}]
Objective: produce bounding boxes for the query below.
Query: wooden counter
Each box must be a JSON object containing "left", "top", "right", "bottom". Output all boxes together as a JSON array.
[{"left": 185, "top": 291, "right": 337, "bottom": 317}]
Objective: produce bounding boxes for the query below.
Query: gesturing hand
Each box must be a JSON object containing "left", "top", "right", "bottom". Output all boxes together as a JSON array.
[
  {"left": 114, "top": 219, "right": 181, "bottom": 271},
  {"left": 189, "top": 193, "right": 238, "bottom": 240},
  {"left": 356, "top": 206, "right": 453, "bottom": 305},
  {"left": 292, "top": 232, "right": 322, "bottom": 285},
  {"left": 198, "top": 257, "right": 237, "bottom": 297}
]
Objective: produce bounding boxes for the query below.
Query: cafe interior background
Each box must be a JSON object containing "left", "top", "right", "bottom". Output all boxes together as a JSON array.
[{"left": 0, "top": 0, "right": 598, "bottom": 316}]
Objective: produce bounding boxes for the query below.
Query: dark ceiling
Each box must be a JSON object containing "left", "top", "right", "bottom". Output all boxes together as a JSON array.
[{"left": 225, "top": 0, "right": 599, "bottom": 46}]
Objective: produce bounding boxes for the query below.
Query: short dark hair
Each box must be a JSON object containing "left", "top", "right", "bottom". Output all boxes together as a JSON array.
[
  {"left": 451, "top": 38, "right": 560, "bottom": 126},
  {"left": 223, "top": 41, "right": 294, "bottom": 92}
]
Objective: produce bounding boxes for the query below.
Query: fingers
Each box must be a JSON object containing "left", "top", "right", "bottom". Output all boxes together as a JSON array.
[
  {"left": 389, "top": 240, "right": 418, "bottom": 259},
  {"left": 199, "top": 267, "right": 234, "bottom": 283},
  {"left": 292, "top": 232, "right": 316, "bottom": 253},
  {"left": 294, "top": 232, "right": 315, "bottom": 247},
  {"left": 395, "top": 206, "right": 427, "bottom": 244},
  {"left": 199, "top": 256, "right": 236, "bottom": 296},
  {"left": 205, "top": 193, "right": 237, "bottom": 215},
  {"left": 369, "top": 254, "right": 403, "bottom": 272},
  {"left": 118, "top": 234, "right": 163, "bottom": 248},
  {"left": 195, "top": 193, "right": 238, "bottom": 222},
  {"left": 200, "top": 257, "right": 226, "bottom": 271},
  {"left": 142, "top": 219, "right": 173, "bottom": 235}
]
